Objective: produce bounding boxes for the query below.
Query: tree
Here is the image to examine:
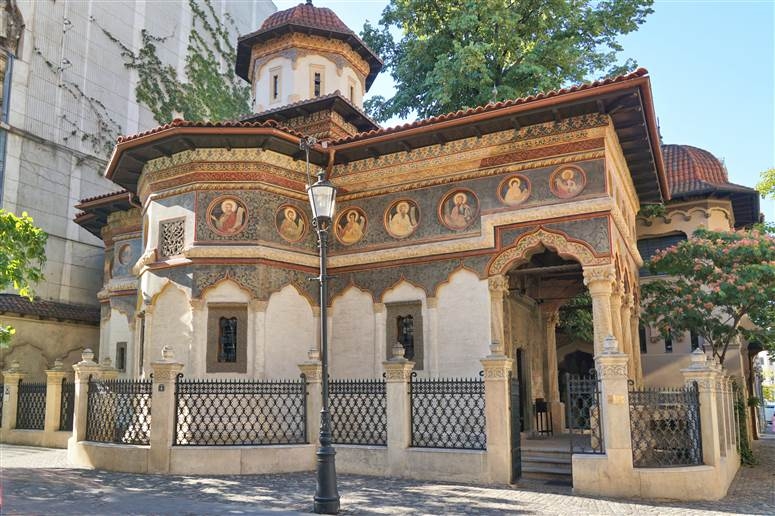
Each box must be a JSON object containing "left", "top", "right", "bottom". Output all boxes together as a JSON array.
[
  {"left": 558, "top": 291, "right": 593, "bottom": 344},
  {"left": 100, "top": 0, "right": 250, "bottom": 123},
  {"left": 641, "top": 227, "right": 775, "bottom": 365},
  {"left": 756, "top": 167, "right": 775, "bottom": 199},
  {"left": 361, "top": 0, "right": 654, "bottom": 121},
  {"left": 0, "top": 210, "right": 47, "bottom": 347}
]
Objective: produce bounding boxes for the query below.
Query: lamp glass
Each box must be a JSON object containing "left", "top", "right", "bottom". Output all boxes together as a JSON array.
[{"left": 308, "top": 179, "right": 337, "bottom": 221}]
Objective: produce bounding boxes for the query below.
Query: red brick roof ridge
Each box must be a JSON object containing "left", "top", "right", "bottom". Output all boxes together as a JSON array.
[
  {"left": 260, "top": 2, "right": 351, "bottom": 34},
  {"left": 115, "top": 118, "right": 305, "bottom": 145},
  {"left": 330, "top": 68, "right": 650, "bottom": 145},
  {"left": 77, "top": 189, "right": 129, "bottom": 206},
  {"left": 241, "top": 90, "right": 379, "bottom": 127}
]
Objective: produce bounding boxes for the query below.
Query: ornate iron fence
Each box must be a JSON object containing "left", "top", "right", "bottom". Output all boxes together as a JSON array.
[
  {"left": 16, "top": 380, "right": 46, "bottom": 430},
  {"left": 566, "top": 370, "right": 604, "bottom": 454},
  {"left": 629, "top": 381, "right": 702, "bottom": 467},
  {"left": 60, "top": 379, "right": 75, "bottom": 431},
  {"left": 330, "top": 376, "right": 387, "bottom": 445},
  {"left": 0, "top": 384, "right": 4, "bottom": 427},
  {"left": 174, "top": 375, "right": 307, "bottom": 446},
  {"left": 409, "top": 372, "right": 486, "bottom": 450},
  {"left": 85, "top": 377, "right": 152, "bottom": 444}
]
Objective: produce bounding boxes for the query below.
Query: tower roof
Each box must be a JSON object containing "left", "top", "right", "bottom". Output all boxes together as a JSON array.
[{"left": 235, "top": 1, "right": 383, "bottom": 90}]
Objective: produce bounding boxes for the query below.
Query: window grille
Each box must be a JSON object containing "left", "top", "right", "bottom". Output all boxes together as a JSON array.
[
  {"left": 218, "top": 317, "right": 238, "bottom": 363},
  {"left": 159, "top": 218, "right": 185, "bottom": 258},
  {"left": 314, "top": 72, "right": 321, "bottom": 96},
  {"left": 664, "top": 332, "right": 673, "bottom": 353},
  {"left": 639, "top": 325, "right": 648, "bottom": 354},
  {"left": 397, "top": 315, "right": 415, "bottom": 361}
]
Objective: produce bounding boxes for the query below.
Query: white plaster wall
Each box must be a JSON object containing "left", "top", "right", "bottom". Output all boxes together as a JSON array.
[
  {"left": 382, "top": 281, "right": 429, "bottom": 374},
  {"left": 264, "top": 285, "right": 314, "bottom": 379},
  {"left": 436, "top": 270, "right": 491, "bottom": 377},
  {"left": 105, "top": 308, "right": 134, "bottom": 377},
  {"left": 144, "top": 200, "right": 195, "bottom": 257},
  {"left": 330, "top": 287, "right": 375, "bottom": 378},
  {"left": 148, "top": 285, "right": 193, "bottom": 375},
  {"left": 254, "top": 53, "right": 363, "bottom": 111}
]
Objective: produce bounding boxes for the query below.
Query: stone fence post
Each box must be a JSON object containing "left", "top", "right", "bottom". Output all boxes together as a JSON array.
[
  {"left": 480, "top": 342, "right": 513, "bottom": 483},
  {"left": 71, "top": 349, "right": 101, "bottom": 443},
  {"left": 299, "top": 351, "right": 323, "bottom": 446},
  {"left": 595, "top": 336, "right": 632, "bottom": 466},
  {"left": 149, "top": 346, "right": 184, "bottom": 474},
  {"left": 681, "top": 348, "right": 721, "bottom": 467},
  {"left": 100, "top": 357, "right": 119, "bottom": 380},
  {"left": 1, "top": 361, "right": 24, "bottom": 433},
  {"left": 383, "top": 343, "right": 415, "bottom": 476},
  {"left": 44, "top": 360, "right": 68, "bottom": 434}
]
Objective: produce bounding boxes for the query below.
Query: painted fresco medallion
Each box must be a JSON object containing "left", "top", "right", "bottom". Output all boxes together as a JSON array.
[
  {"left": 498, "top": 174, "right": 531, "bottom": 206},
  {"left": 206, "top": 196, "right": 247, "bottom": 236},
  {"left": 384, "top": 199, "right": 420, "bottom": 239},
  {"left": 117, "top": 244, "right": 132, "bottom": 265},
  {"left": 549, "top": 165, "right": 586, "bottom": 199},
  {"left": 335, "top": 207, "right": 367, "bottom": 245},
  {"left": 439, "top": 188, "right": 479, "bottom": 231},
  {"left": 275, "top": 204, "right": 308, "bottom": 243}
]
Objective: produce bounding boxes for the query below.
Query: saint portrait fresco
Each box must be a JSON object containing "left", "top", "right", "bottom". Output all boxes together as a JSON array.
[
  {"left": 335, "top": 207, "right": 367, "bottom": 245},
  {"left": 439, "top": 189, "right": 478, "bottom": 230},
  {"left": 275, "top": 205, "right": 307, "bottom": 243},
  {"left": 385, "top": 199, "right": 419, "bottom": 239},
  {"left": 549, "top": 165, "right": 586, "bottom": 199},
  {"left": 498, "top": 174, "right": 531, "bottom": 206},
  {"left": 117, "top": 243, "right": 132, "bottom": 265},
  {"left": 207, "top": 196, "right": 247, "bottom": 236}
]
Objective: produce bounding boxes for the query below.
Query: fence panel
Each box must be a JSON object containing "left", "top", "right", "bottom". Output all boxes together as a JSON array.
[
  {"left": 330, "top": 376, "right": 387, "bottom": 446},
  {"left": 409, "top": 372, "right": 486, "bottom": 450},
  {"left": 16, "top": 380, "right": 46, "bottom": 430},
  {"left": 174, "top": 375, "right": 307, "bottom": 446},
  {"left": 0, "top": 384, "right": 3, "bottom": 427},
  {"left": 85, "top": 378, "right": 152, "bottom": 444},
  {"left": 629, "top": 381, "right": 702, "bottom": 467},
  {"left": 60, "top": 379, "right": 76, "bottom": 431},
  {"left": 566, "top": 370, "right": 604, "bottom": 454}
]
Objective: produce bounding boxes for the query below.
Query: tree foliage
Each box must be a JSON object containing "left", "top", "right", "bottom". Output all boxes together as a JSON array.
[
  {"left": 641, "top": 228, "right": 775, "bottom": 365},
  {"left": 0, "top": 210, "right": 48, "bottom": 347},
  {"left": 757, "top": 167, "right": 775, "bottom": 199},
  {"left": 100, "top": 0, "right": 250, "bottom": 123},
  {"left": 558, "top": 292, "right": 593, "bottom": 344},
  {"left": 361, "top": 0, "right": 654, "bottom": 121}
]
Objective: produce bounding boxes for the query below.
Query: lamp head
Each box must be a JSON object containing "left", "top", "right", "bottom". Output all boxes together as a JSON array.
[{"left": 307, "top": 170, "right": 337, "bottom": 226}]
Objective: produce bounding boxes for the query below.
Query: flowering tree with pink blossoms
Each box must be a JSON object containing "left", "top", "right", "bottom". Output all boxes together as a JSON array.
[{"left": 641, "top": 227, "right": 775, "bottom": 365}]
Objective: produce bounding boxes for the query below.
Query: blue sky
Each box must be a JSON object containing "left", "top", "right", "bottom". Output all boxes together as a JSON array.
[{"left": 275, "top": 1, "right": 774, "bottom": 218}]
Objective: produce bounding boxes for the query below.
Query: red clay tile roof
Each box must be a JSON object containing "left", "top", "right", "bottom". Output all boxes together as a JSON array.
[
  {"left": 661, "top": 144, "right": 753, "bottom": 196},
  {"left": 76, "top": 190, "right": 129, "bottom": 206},
  {"left": 261, "top": 2, "right": 350, "bottom": 33},
  {"left": 115, "top": 118, "right": 303, "bottom": 145},
  {"left": 331, "top": 68, "right": 651, "bottom": 145},
  {"left": 0, "top": 294, "right": 100, "bottom": 324}
]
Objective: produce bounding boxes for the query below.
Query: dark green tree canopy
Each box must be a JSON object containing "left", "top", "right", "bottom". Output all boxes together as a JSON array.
[{"left": 361, "top": 0, "right": 654, "bottom": 122}]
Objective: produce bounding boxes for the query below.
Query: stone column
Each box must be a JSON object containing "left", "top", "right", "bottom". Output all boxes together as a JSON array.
[
  {"left": 142, "top": 304, "right": 154, "bottom": 376},
  {"left": 681, "top": 348, "right": 721, "bottom": 467},
  {"left": 426, "top": 297, "right": 440, "bottom": 376},
  {"left": 481, "top": 343, "right": 513, "bottom": 483},
  {"left": 1, "top": 361, "right": 24, "bottom": 433},
  {"left": 44, "top": 360, "right": 68, "bottom": 434},
  {"left": 609, "top": 286, "right": 624, "bottom": 346},
  {"left": 373, "top": 303, "right": 387, "bottom": 375},
  {"left": 620, "top": 294, "right": 635, "bottom": 381},
  {"left": 250, "top": 299, "right": 268, "bottom": 378},
  {"left": 595, "top": 336, "right": 632, "bottom": 465},
  {"left": 299, "top": 354, "right": 323, "bottom": 446},
  {"left": 488, "top": 275, "right": 509, "bottom": 350},
  {"left": 382, "top": 344, "right": 415, "bottom": 476},
  {"left": 542, "top": 310, "right": 564, "bottom": 431},
  {"left": 583, "top": 265, "right": 616, "bottom": 355},
  {"left": 71, "top": 349, "right": 101, "bottom": 443},
  {"left": 629, "top": 310, "right": 643, "bottom": 386},
  {"left": 149, "top": 346, "right": 184, "bottom": 474},
  {"left": 190, "top": 298, "right": 206, "bottom": 376}
]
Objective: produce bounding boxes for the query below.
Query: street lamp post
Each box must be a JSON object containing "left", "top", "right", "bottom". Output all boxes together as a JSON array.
[{"left": 301, "top": 136, "right": 340, "bottom": 515}]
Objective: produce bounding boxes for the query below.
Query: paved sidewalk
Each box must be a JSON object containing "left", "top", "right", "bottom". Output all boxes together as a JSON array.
[{"left": 1, "top": 438, "right": 773, "bottom": 515}]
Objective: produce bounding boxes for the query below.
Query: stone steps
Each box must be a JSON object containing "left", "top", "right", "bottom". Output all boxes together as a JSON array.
[{"left": 520, "top": 446, "right": 572, "bottom": 483}]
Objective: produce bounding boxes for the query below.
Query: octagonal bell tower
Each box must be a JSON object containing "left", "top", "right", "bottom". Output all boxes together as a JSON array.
[{"left": 236, "top": 0, "right": 382, "bottom": 138}]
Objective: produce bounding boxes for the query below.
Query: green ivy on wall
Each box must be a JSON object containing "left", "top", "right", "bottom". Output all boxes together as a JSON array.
[{"left": 95, "top": 0, "right": 251, "bottom": 124}]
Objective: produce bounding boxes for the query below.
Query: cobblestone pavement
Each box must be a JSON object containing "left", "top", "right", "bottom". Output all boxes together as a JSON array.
[{"left": 1, "top": 438, "right": 773, "bottom": 515}]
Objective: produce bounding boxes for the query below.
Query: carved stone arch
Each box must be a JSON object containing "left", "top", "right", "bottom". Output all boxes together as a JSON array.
[
  {"left": 147, "top": 279, "right": 190, "bottom": 310},
  {"left": 198, "top": 277, "right": 254, "bottom": 302},
  {"left": 431, "top": 263, "right": 486, "bottom": 299},
  {"left": 379, "top": 276, "right": 430, "bottom": 303},
  {"left": 329, "top": 281, "right": 376, "bottom": 307},
  {"left": 267, "top": 281, "right": 317, "bottom": 308},
  {"left": 488, "top": 227, "right": 609, "bottom": 275}
]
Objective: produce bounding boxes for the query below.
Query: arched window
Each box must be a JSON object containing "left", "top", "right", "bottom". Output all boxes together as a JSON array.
[
  {"left": 218, "top": 317, "right": 238, "bottom": 363},
  {"left": 396, "top": 314, "right": 415, "bottom": 361}
]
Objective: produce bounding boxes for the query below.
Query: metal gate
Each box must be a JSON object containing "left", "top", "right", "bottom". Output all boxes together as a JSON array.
[
  {"left": 566, "top": 369, "right": 604, "bottom": 454},
  {"left": 509, "top": 373, "right": 521, "bottom": 482}
]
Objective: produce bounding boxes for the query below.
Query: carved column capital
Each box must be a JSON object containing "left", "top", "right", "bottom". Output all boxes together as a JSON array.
[
  {"left": 298, "top": 361, "right": 323, "bottom": 382},
  {"left": 248, "top": 299, "right": 268, "bottom": 312},
  {"left": 488, "top": 274, "right": 510, "bottom": 296},
  {"left": 583, "top": 265, "right": 616, "bottom": 293},
  {"left": 595, "top": 353, "right": 629, "bottom": 379},
  {"left": 382, "top": 359, "right": 415, "bottom": 382},
  {"left": 480, "top": 356, "right": 513, "bottom": 380}
]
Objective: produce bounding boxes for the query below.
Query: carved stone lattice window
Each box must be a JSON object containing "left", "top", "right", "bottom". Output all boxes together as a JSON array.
[{"left": 159, "top": 218, "right": 185, "bottom": 258}]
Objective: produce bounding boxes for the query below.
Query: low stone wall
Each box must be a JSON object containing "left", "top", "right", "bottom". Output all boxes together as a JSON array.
[{"left": 1, "top": 429, "right": 70, "bottom": 448}]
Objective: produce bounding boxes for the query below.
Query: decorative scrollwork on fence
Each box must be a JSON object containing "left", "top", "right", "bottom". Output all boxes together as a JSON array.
[
  {"left": 85, "top": 378, "right": 152, "bottom": 444},
  {"left": 60, "top": 379, "right": 76, "bottom": 431},
  {"left": 16, "top": 380, "right": 46, "bottom": 430},
  {"left": 409, "top": 372, "right": 486, "bottom": 450},
  {"left": 330, "top": 376, "right": 387, "bottom": 446},
  {"left": 629, "top": 381, "right": 702, "bottom": 467},
  {"left": 566, "top": 370, "right": 604, "bottom": 454},
  {"left": 174, "top": 375, "right": 307, "bottom": 446}
]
